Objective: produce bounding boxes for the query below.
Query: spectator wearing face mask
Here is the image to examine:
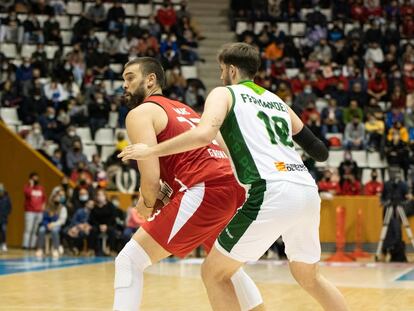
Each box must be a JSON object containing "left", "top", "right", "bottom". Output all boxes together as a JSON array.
[
  {"left": 318, "top": 169, "right": 341, "bottom": 195},
  {"left": 339, "top": 151, "right": 360, "bottom": 185},
  {"left": 364, "top": 169, "right": 383, "bottom": 195},
  {"left": 35, "top": 188, "right": 68, "bottom": 258},
  {"left": 340, "top": 173, "right": 361, "bottom": 195},
  {"left": 292, "top": 84, "right": 317, "bottom": 116},
  {"left": 65, "top": 198, "right": 94, "bottom": 255},
  {"left": 344, "top": 116, "right": 366, "bottom": 150},
  {"left": 88, "top": 189, "right": 116, "bottom": 256},
  {"left": 60, "top": 126, "right": 82, "bottom": 154},
  {"left": 66, "top": 141, "right": 89, "bottom": 173},
  {"left": 22, "top": 173, "right": 47, "bottom": 249},
  {"left": 115, "top": 161, "right": 138, "bottom": 194},
  {"left": 26, "top": 122, "right": 45, "bottom": 151}
]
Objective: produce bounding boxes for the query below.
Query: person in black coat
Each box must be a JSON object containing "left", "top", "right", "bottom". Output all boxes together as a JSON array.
[
  {"left": 0, "top": 183, "right": 12, "bottom": 252},
  {"left": 88, "top": 189, "right": 116, "bottom": 256}
]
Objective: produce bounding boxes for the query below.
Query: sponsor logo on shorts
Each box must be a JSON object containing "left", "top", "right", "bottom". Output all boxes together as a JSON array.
[
  {"left": 225, "top": 228, "right": 234, "bottom": 239},
  {"left": 275, "top": 162, "right": 308, "bottom": 172}
]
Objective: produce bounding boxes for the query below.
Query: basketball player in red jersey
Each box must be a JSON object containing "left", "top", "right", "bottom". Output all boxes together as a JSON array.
[{"left": 113, "top": 57, "right": 264, "bottom": 311}]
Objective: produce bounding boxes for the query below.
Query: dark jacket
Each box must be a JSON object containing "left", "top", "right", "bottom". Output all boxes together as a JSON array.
[{"left": 0, "top": 193, "right": 12, "bottom": 223}]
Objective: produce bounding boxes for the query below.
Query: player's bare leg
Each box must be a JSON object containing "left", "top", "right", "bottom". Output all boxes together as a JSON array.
[
  {"left": 201, "top": 246, "right": 265, "bottom": 311},
  {"left": 289, "top": 261, "right": 349, "bottom": 311}
]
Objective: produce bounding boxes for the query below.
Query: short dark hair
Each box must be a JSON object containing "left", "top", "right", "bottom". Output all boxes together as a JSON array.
[
  {"left": 217, "top": 43, "right": 261, "bottom": 78},
  {"left": 124, "top": 57, "right": 166, "bottom": 89}
]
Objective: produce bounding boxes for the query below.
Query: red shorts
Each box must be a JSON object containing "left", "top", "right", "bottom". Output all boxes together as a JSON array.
[{"left": 141, "top": 177, "right": 246, "bottom": 258}]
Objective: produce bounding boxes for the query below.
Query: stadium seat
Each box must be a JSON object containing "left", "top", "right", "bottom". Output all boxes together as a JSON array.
[
  {"left": 83, "top": 144, "right": 98, "bottom": 162},
  {"left": 328, "top": 150, "right": 344, "bottom": 168},
  {"left": 76, "top": 127, "right": 93, "bottom": 145},
  {"left": 315, "top": 160, "right": 328, "bottom": 169},
  {"left": 109, "top": 63, "right": 123, "bottom": 74},
  {"left": 344, "top": 23, "right": 355, "bottom": 35},
  {"left": 95, "top": 32, "right": 107, "bottom": 43},
  {"left": 17, "top": 125, "right": 32, "bottom": 133},
  {"left": 137, "top": 4, "right": 153, "bottom": 17},
  {"left": 123, "top": 3, "right": 136, "bottom": 16},
  {"left": 103, "top": 80, "right": 114, "bottom": 95},
  {"left": 1, "top": 43, "right": 17, "bottom": 58},
  {"left": 63, "top": 46, "right": 73, "bottom": 56},
  {"left": 254, "top": 22, "right": 269, "bottom": 34},
  {"left": 351, "top": 150, "right": 367, "bottom": 167},
  {"left": 108, "top": 112, "right": 119, "bottom": 128},
  {"left": 367, "top": 152, "right": 387, "bottom": 168},
  {"left": 181, "top": 66, "right": 198, "bottom": 79},
  {"left": 325, "top": 133, "right": 343, "bottom": 147},
  {"left": 95, "top": 128, "right": 114, "bottom": 146},
  {"left": 315, "top": 98, "right": 328, "bottom": 112},
  {"left": 45, "top": 45, "right": 59, "bottom": 60},
  {"left": 84, "top": 2, "right": 93, "bottom": 12},
  {"left": 139, "top": 19, "right": 150, "bottom": 27},
  {"left": 70, "top": 16, "right": 80, "bottom": 27},
  {"left": 321, "top": 9, "right": 332, "bottom": 20},
  {"left": 56, "top": 16, "right": 70, "bottom": 29},
  {"left": 101, "top": 145, "right": 116, "bottom": 162},
  {"left": 0, "top": 107, "right": 21, "bottom": 125},
  {"left": 21, "top": 44, "right": 37, "bottom": 59},
  {"left": 235, "top": 21, "right": 248, "bottom": 35},
  {"left": 276, "top": 22, "right": 289, "bottom": 34},
  {"left": 67, "top": 1, "right": 83, "bottom": 14},
  {"left": 36, "top": 15, "right": 48, "bottom": 27},
  {"left": 286, "top": 68, "right": 299, "bottom": 79},
  {"left": 61, "top": 31, "right": 72, "bottom": 45},
  {"left": 45, "top": 143, "right": 59, "bottom": 157},
  {"left": 290, "top": 23, "right": 306, "bottom": 36}
]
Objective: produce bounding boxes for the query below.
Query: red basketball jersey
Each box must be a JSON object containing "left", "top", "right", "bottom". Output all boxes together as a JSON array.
[{"left": 145, "top": 95, "right": 235, "bottom": 196}]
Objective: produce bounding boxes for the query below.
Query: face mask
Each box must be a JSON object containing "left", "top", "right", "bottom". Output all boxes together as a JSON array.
[
  {"left": 34, "top": 128, "right": 41, "bottom": 134},
  {"left": 372, "top": 176, "right": 378, "bottom": 181},
  {"left": 97, "top": 98, "right": 104, "bottom": 104},
  {"left": 68, "top": 131, "right": 75, "bottom": 137},
  {"left": 33, "top": 180, "right": 39, "bottom": 186},
  {"left": 64, "top": 64, "right": 71, "bottom": 70},
  {"left": 54, "top": 200, "right": 60, "bottom": 206},
  {"left": 48, "top": 114, "right": 55, "bottom": 119},
  {"left": 304, "top": 88, "right": 312, "bottom": 94},
  {"left": 74, "top": 147, "right": 81, "bottom": 152},
  {"left": 60, "top": 196, "right": 66, "bottom": 204},
  {"left": 79, "top": 194, "right": 89, "bottom": 202}
]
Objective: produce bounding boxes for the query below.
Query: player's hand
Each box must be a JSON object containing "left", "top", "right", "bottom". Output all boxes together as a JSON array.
[
  {"left": 118, "top": 144, "right": 153, "bottom": 161},
  {"left": 136, "top": 195, "right": 154, "bottom": 220}
]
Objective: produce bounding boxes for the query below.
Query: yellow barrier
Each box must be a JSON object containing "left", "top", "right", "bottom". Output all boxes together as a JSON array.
[
  {"left": 320, "top": 196, "right": 414, "bottom": 243},
  {"left": 0, "top": 121, "right": 63, "bottom": 247}
]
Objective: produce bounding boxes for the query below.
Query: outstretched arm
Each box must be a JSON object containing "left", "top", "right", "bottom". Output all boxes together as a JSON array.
[{"left": 119, "top": 87, "right": 232, "bottom": 160}]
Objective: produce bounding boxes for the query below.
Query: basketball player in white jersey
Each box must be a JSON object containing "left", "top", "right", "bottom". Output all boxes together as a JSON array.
[{"left": 119, "top": 43, "right": 349, "bottom": 310}]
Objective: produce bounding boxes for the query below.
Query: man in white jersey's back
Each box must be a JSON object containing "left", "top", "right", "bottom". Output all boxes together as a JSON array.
[{"left": 120, "top": 43, "right": 349, "bottom": 311}]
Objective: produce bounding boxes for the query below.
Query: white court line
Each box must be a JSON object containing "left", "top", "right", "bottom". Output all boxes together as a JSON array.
[{"left": 393, "top": 267, "right": 414, "bottom": 282}]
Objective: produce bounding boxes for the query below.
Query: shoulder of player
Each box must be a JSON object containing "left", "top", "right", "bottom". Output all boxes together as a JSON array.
[{"left": 126, "top": 102, "right": 165, "bottom": 122}]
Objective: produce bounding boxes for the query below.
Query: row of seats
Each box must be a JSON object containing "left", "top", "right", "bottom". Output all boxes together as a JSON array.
[
  {"left": 236, "top": 20, "right": 414, "bottom": 41},
  {"left": 313, "top": 150, "right": 387, "bottom": 169}
]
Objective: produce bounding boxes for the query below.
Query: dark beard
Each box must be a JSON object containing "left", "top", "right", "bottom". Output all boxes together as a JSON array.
[{"left": 125, "top": 83, "right": 146, "bottom": 109}]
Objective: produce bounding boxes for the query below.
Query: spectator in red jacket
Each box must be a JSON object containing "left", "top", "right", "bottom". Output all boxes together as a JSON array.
[
  {"left": 364, "top": 169, "right": 383, "bottom": 195},
  {"left": 156, "top": 1, "right": 177, "bottom": 29},
  {"left": 367, "top": 73, "right": 388, "bottom": 101},
  {"left": 22, "top": 172, "right": 47, "bottom": 249},
  {"left": 318, "top": 169, "right": 341, "bottom": 195},
  {"left": 301, "top": 101, "right": 320, "bottom": 125},
  {"left": 341, "top": 173, "right": 361, "bottom": 195}
]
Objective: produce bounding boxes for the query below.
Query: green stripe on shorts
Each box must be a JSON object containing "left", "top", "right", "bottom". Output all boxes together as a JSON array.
[{"left": 218, "top": 180, "right": 266, "bottom": 253}]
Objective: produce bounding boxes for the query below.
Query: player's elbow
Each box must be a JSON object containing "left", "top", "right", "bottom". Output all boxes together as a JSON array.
[{"left": 194, "top": 128, "right": 215, "bottom": 146}]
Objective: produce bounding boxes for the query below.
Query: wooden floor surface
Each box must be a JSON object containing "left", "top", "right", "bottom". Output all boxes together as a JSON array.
[{"left": 0, "top": 251, "right": 414, "bottom": 311}]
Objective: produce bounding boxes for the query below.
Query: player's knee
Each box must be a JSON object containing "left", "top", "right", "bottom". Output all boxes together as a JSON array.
[
  {"left": 114, "top": 252, "right": 133, "bottom": 290},
  {"left": 201, "top": 259, "right": 232, "bottom": 284}
]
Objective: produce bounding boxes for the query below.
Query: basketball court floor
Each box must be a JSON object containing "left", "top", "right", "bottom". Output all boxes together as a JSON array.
[{"left": 1, "top": 250, "right": 414, "bottom": 311}]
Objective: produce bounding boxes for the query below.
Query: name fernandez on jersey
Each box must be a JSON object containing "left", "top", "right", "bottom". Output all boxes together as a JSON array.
[{"left": 240, "top": 93, "right": 288, "bottom": 113}]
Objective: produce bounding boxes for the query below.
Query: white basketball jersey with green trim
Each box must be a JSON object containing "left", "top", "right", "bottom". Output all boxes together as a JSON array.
[{"left": 220, "top": 81, "right": 317, "bottom": 188}]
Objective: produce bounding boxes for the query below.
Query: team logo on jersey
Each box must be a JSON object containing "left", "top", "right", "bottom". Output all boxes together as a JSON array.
[
  {"left": 275, "top": 162, "right": 308, "bottom": 172},
  {"left": 173, "top": 107, "right": 191, "bottom": 115}
]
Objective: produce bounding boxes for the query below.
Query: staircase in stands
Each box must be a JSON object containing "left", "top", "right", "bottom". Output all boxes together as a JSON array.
[{"left": 188, "top": 0, "right": 235, "bottom": 91}]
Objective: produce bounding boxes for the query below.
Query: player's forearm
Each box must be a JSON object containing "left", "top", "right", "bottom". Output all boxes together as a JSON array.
[
  {"left": 151, "top": 127, "right": 212, "bottom": 157},
  {"left": 140, "top": 181, "right": 160, "bottom": 207}
]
